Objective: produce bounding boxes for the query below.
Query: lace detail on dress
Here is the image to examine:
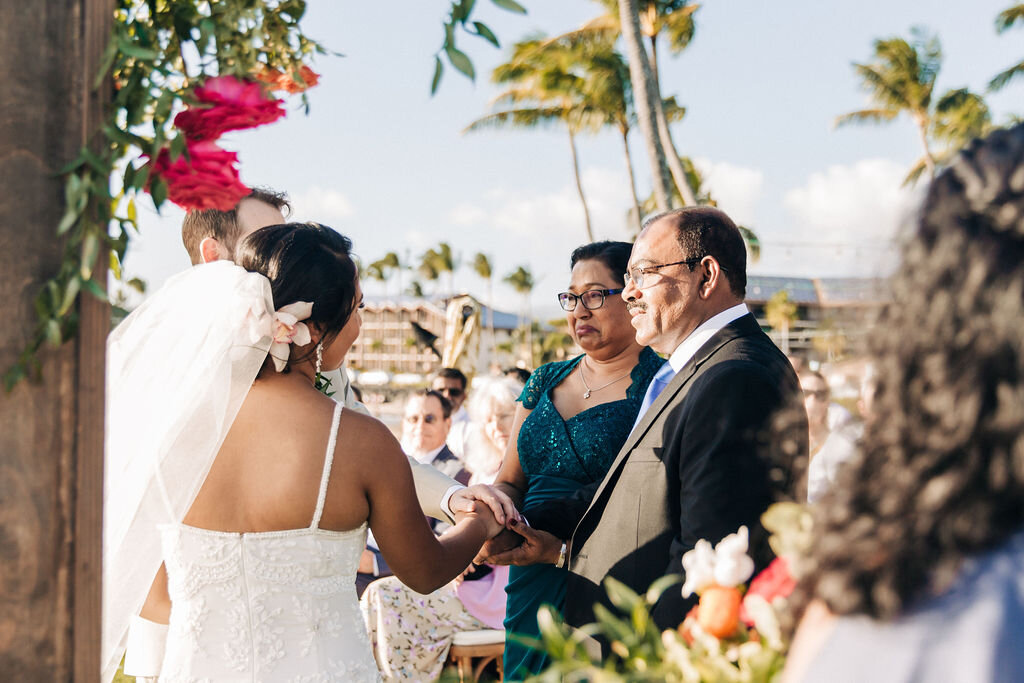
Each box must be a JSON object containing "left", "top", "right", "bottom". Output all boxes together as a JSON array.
[{"left": 157, "top": 404, "right": 381, "bottom": 682}]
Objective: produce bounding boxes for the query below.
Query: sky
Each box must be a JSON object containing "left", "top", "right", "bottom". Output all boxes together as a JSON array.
[{"left": 121, "top": 0, "right": 1022, "bottom": 319}]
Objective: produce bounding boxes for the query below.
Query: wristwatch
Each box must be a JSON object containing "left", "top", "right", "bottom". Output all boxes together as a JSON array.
[{"left": 554, "top": 541, "right": 567, "bottom": 569}]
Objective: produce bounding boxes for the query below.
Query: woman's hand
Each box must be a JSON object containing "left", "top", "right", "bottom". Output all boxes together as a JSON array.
[{"left": 449, "top": 484, "right": 520, "bottom": 526}]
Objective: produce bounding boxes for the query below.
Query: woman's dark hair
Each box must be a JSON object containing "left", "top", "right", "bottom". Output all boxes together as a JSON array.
[
  {"left": 237, "top": 222, "right": 359, "bottom": 376},
  {"left": 569, "top": 240, "right": 634, "bottom": 285},
  {"left": 799, "top": 124, "right": 1024, "bottom": 620}
]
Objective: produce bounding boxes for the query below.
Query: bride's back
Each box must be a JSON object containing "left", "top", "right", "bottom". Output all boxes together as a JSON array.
[{"left": 183, "top": 374, "right": 371, "bottom": 534}]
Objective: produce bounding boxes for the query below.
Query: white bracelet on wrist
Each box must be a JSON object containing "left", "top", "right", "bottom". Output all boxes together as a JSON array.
[{"left": 554, "top": 541, "right": 567, "bottom": 569}]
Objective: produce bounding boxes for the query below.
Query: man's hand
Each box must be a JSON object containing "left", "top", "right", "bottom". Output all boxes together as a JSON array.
[
  {"left": 449, "top": 484, "right": 520, "bottom": 527},
  {"left": 484, "top": 522, "right": 563, "bottom": 567},
  {"left": 474, "top": 528, "right": 524, "bottom": 565}
]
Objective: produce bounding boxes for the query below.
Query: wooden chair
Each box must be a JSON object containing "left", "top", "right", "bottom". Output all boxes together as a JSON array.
[{"left": 446, "top": 629, "right": 505, "bottom": 682}]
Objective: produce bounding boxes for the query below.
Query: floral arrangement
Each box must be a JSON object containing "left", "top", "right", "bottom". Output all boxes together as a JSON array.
[
  {"left": 4, "top": 0, "right": 326, "bottom": 389},
  {"left": 529, "top": 502, "right": 811, "bottom": 683}
]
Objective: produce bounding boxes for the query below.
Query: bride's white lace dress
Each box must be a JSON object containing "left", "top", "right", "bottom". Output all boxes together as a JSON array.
[{"left": 156, "top": 404, "right": 382, "bottom": 682}]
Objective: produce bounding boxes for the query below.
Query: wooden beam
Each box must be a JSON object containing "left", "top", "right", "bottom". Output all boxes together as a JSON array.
[{"left": 0, "top": 0, "right": 111, "bottom": 679}]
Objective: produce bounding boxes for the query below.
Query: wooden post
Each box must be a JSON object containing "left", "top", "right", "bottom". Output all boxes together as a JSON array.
[{"left": 0, "top": 0, "right": 111, "bottom": 679}]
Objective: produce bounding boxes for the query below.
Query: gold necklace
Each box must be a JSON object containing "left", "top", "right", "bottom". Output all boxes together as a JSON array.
[{"left": 579, "top": 358, "right": 631, "bottom": 399}]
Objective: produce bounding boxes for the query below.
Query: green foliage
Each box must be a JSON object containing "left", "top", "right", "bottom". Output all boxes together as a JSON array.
[
  {"left": 433, "top": 0, "right": 528, "bottom": 94},
  {"left": 990, "top": 4, "right": 1024, "bottom": 91},
  {"left": 6, "top": 0, "right": 326, "bottom": 391},
  {"left": 836, "top": 27, "right": 993, "bottom": 185}
]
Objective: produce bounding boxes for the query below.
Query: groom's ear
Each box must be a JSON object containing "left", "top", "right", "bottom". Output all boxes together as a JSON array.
[{"left": 199, "top": 237, "right": 226, "bottom": 264}]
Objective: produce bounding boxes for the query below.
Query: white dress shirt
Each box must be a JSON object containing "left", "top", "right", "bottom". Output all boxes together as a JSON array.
[{"left": 663, "top": 303, "right": 750, "bottom": 374}]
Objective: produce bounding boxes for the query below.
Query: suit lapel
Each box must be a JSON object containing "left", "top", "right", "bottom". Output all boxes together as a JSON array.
[{"left": 572, "top": 314, "right": 761, "bottom": 537}]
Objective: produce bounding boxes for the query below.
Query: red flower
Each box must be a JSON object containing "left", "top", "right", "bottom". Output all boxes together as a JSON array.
[
  {"left": 174, "top": 75, "right": 285, "bottom": 141},
  {"left": 149, "top": 140, "right": 250, "bottom": 211},
  {"left": 256, "top": 65, "right": 320, "bottom": 94},
  {"left": 740, "top": 557, "right": 796, "bottom": 625}
]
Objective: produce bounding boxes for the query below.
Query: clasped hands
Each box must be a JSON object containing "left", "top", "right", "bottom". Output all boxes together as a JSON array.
[{"left": 449, "top": 485, "right": 562, "bottom": 567}]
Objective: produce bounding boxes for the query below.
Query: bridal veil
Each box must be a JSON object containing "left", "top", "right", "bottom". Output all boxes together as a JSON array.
[{"left": 102, "top": 261, "right": 274, "bottom": 682}]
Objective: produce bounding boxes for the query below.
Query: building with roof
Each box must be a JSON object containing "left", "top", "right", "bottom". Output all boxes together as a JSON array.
[{"left": 745, "top": 275, "right": 886, "bottom": 359}]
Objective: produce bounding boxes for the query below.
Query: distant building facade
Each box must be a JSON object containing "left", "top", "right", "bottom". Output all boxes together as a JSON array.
[{"left": 745, "top": 275, "right": 886, "bottom": 359}]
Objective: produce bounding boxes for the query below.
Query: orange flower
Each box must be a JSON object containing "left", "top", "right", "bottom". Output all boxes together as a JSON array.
[
  {"left": 255, "top": 65, "right": 320, "bottom": 94},
  {"left": 696, "top": 585, "right": 742, "bottom": 639}
]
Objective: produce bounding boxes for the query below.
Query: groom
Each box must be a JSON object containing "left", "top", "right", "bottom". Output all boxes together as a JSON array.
[
  {"left": 180, "top": 188, "right": 515, "bottom": 526},
  {"left": 487, "top": 207, "right": 806, "bottom": 630}
]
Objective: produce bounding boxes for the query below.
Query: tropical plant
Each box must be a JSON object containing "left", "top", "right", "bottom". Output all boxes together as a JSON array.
[
  {"left": 562, "top": 0, "right": 700, "bottom": 208},
  {"left": 432, "top": 0, "right": 528, "bottom": 94},
  {"left": 504, "top": 265, "right": 535, "bottom": 364},
  {"left": 472, "top": 252, "right": 496, "bottom": 351},
  {"left": 765, "top": 291, "right": 798, "bottom": 354},
  {"left": 990, "top": 4, "right": 1024, "bottom": 91},
  {"left": 466, "top": 37, "right": 606, "bottom": 241},
  {"left": 836, "top": 28, "right": 991, "bottom": 185}
]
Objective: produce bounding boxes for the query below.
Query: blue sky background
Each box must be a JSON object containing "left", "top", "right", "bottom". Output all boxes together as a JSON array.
[{"left": 122, "top": 0, "right": 1021, "bottom": 318}]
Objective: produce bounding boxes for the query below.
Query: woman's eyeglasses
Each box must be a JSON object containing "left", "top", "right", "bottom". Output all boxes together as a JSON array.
[{"left": 558, "top": 288, "right": 624, "bottom": 312}]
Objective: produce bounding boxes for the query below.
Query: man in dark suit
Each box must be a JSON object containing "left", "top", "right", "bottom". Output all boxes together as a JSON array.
[{"left": 487, "top": 207, "right": 806, "bottom": 630}]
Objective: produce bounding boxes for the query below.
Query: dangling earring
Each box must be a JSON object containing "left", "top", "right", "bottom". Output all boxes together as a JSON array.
[{"left": 314, "top": 341, "right": 323, "bottom": 376}]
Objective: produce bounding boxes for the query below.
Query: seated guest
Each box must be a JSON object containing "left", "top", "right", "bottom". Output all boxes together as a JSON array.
[
  {"left": 786, "top": 124, "right": 1024, "bottom": 682},
  {"left": 401, "top": 389, "right": 470, "bottom": 484},
  {"left": 361, "top": 378, "right": 523, "bottom": 680},
  {"left": 504, "top": 366, "right": 532, "bottom": 385},
  {"left": 433, "top": 367, "right": 472, "bottom": 459},
  {"left": 463, "top": 377, "right": 524, "bottom": 485},
  {"left": 356, "top": 390, "right": 470, "bottom": 596},
  {"left": 801, "top": 370, "right": 857, "bottom": 503}
]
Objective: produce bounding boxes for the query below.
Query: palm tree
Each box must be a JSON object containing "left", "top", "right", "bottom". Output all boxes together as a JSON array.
[
  {"left": 466, "top": 38, "right": 600, "bottom": 241},
  {"left": 418, "top": 248, "right": 442, "bottom": 294},
  {"left": 379, "top": 251, "right": 402, "bottom": 299},
  {"left": 472, "top": 252, "right": 495, "bottom": 352},
  {"left": 904, "top": 88, "right": 992, "bottom": 185},
  {"left": 504, "top": 265, "right": 535, "bottom": 365},
  {"left": 837, "top": 29, "right": 991, "bottom": 185},
  {"left": 765, "top": 291, "right": 798, "bottom": 354},
  {"left": 991, "top": 4, "right": 1024, "bottom": 91},
  {"left": 560, "top": 0, "right": 700, "bottom": 207},
  {"left": 435, "top": 242, "right": 458, "bottom": 295},
  {"left": 365, "top": 261, "right": 388, "bottom": 296}
]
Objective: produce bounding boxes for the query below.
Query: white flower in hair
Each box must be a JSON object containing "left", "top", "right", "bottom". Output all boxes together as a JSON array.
[{"left": 269, "top": 301, "right": 313, "bottom": 371}]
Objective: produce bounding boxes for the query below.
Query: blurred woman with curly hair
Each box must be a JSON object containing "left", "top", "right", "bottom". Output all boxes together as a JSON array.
[{"left": 786, "top": 124, "right": 1024, "bottom": 682}]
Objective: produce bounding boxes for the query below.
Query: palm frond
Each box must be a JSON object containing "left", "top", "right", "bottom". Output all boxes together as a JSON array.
[
  {"left": 989, "top": 60, "right": 1024, "bottom": 91},
  {"left": 834, "top": 108, "right": 899, "bottom": 128},
  {"left": 996, "top": 4, "right": 1024, "bottom": 33},
  {"left": 902, "top": 156, "right": 929, "bottom": 187},
  {"left": 463, "top": 106, "right": 570, "bottom": 134}
]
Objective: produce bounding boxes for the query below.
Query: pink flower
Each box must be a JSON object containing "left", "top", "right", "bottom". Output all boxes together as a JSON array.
[
  {"left": 174, "top": 75, "right": 285, "bottom": 142},
  {"left": 740, "top": 557, "right": 796, "bottom": 626},
  {"left": 149, "top": 140, "right": 249, "bottom": 211},
  {"left": 269, "top": 301, "right": 313, "bottom": 372}
]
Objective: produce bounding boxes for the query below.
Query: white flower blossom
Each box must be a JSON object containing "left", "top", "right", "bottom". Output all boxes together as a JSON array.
[{"left": 681, "top": 526, "right": 755, "bottom": 598}]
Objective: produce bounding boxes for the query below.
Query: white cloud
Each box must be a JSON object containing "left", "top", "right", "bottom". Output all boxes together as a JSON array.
[
  {"left": 436, "top": 166, "right": 638, "bottom": 317},
  {"left": 289, "top": 186, "right": 355, "bottom": 224},
  {"left": 754, "top": 159, "right": 924, "bottom": 278},
  {"left": 693, "top": 158, "right": 764, "bottom": 227}
]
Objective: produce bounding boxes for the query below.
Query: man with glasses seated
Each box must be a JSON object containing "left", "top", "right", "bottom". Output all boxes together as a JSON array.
[
  {"left": 433, "top": 367, "right": 473, "bottom": 459},
  {"left": 357, "top": 389, "right": 471, "bottom": 595}
]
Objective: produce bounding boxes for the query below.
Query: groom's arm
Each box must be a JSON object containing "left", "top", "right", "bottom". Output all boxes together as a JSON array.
[{"left": 408, "top": 457, "right": 460, "bottom": 522}]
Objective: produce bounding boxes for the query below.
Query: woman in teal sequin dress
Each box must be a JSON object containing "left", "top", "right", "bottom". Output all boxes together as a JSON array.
[{"left": 489, "top": 241, "right": 664, "bottom": 679}]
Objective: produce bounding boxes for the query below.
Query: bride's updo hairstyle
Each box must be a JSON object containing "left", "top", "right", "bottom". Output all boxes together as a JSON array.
[
  {"left": 236, "top": 222, "right": 359, "bottom": 375},
  {"left": 798, "top": 123, "right": 1024, "bottom": 621}
]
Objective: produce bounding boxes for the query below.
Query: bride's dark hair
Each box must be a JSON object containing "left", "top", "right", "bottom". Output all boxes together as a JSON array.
[
  {"left": 797, "top": 123, "right": 1024, "bottom": 621},
  {"left": 237, "top": 222, "right": 359, "bottom": 375}
]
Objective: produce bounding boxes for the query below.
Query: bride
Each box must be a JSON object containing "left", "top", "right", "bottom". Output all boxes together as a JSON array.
[{"left": 102, "top": 222, "right": 504, "bottom": 682}]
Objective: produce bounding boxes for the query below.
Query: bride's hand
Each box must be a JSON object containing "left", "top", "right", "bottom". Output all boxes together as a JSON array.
[{"left": 454, "top": 503, "right": 504, "bottom": 540}]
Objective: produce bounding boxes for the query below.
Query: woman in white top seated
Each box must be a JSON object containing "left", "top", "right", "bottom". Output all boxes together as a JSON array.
[{"left": 104, "top": 223, "right": 504, "bottom": 683}]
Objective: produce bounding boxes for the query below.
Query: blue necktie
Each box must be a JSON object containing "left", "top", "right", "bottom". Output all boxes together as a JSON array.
[{"left": 632, "top": 361, "right": 676, "bottom": 432}]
